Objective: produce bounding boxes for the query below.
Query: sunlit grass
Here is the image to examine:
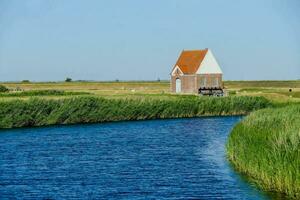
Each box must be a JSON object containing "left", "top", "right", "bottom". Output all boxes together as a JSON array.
[
  {"left": 226, "top": 105, "right": 300, "bottom": 198},
  {"left": 0, "top": 96, "right": 270, "bottom": 128},
  {"left": 1, "top": 80, "right": 299, "bottom": 102}
]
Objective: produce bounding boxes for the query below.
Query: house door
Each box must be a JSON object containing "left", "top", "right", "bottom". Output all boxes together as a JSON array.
[{"left": 176, "top": 78, "right": 181, "bottom": 93}]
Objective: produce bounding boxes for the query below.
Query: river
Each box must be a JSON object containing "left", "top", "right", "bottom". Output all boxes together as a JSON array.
[{"left": 0, "top": 117, "right": 271, "bottom": 199}]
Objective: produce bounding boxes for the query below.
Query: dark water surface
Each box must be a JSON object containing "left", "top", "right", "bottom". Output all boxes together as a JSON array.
[{"left": 0, "top": 117, "right": 270, "bottom": 199}]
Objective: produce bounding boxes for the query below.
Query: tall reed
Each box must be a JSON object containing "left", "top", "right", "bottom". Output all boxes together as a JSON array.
[
  {"left": 227, "top": 105, "right": 300, "bottom": 198},
  {"left": 0, "top": 96, "right": 270, "bottom": 128}
]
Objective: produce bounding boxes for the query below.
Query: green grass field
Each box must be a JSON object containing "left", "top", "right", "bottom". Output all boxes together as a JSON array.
[
  {"left": 224, "top": 80, "right": 300, "bottom": 103},
  {"left": 1, "top": 80, "right": 300, "bottom": 102}
]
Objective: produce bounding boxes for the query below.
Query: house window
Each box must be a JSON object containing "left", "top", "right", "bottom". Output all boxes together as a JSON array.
[
  {"left": 200, "top": 77, "right": 206, "bottom": 88},
  {"left": 213, "top": 77, "right": 219, "bottom": 87}
]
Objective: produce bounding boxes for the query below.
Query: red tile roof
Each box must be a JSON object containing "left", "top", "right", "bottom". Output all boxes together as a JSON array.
[{"left": 172, "top": 49, "right": 208, "bottom": 74}]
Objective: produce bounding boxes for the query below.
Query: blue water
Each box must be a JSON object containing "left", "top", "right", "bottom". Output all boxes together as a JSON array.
[{"left": 0, "top": 117, "right": 270, "bottom": 199}]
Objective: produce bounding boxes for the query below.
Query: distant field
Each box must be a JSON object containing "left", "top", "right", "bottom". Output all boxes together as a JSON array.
[
  {"left": 224, "top": 80, "right": 300, "bottom": 103},
  {"left": 1, "top": 80, "right": 300, "bottom": 102},
  {"left": 224, "top": 80, "right": 300, "bottom": 88},
  {"left": 1, "top": 81, "right": 169, "bottom": 98}
]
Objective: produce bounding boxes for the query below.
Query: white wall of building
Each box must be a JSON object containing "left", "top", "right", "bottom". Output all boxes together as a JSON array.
[{"left": 196, "top": 49, "right": 223, "bottom": 74}]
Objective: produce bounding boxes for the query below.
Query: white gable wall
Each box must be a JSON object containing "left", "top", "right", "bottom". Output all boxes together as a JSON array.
[
  {"left": 171, "top": 65, "right": 184, "bottom": 75},
  {"left": 196, "top": 49, "right": 223, "bottom": 74}
]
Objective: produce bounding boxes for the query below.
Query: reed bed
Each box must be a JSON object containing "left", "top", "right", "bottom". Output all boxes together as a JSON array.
[
  {"left": 227, "top": 105, "right": 300, "bottom": 198},
  {"left": 0, "top": 96, "right": 270, "bottom": 129}
]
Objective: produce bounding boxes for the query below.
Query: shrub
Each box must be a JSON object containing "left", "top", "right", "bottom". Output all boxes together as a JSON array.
[
  {"left": 228, "top": 90, "right": 237, "bottom": 96},
  {"left": 0, "top": 85, "right": 9, "bottom": 93},
  {"left": 65, "top": 78, "right": 72, "bottom": 82}
]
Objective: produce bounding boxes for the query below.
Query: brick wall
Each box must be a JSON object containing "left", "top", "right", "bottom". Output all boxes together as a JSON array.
[
  {"left": 196, "top": 74, "right": 223, "bottom": 89},
  {"left": 171, "top": 75, "right": 197, "bottom": 93},
  {"left": 171, "top": 74, "right": 223, "bottom": 94}
]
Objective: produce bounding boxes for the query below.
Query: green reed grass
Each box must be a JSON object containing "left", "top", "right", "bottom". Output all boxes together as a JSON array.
[
  {"left": 227, "top": 105, "right": 300, "bottom": 198},
  {"left": 0, "top": 96, "right": 270, "bottom": 128}
]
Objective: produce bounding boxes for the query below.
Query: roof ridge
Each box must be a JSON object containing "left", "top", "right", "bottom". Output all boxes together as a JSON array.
[{"left": 182, "top": 48, "right": 208, "bottom": 52}]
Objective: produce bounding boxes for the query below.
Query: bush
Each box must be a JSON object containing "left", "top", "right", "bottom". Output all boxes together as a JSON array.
[
  {"left": 0, "top": 85, "right": 9, "bottom": 93},
  {"left": 228, "top": 90, "right": 237, "bottom": 96},
  {"left": 65, "top": 78, "right": 72, "bottom": 82}
]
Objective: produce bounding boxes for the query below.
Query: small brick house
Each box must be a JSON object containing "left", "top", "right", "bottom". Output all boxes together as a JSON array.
[{"left": 170, "top": 48, "right": 223, "bottom": 94}]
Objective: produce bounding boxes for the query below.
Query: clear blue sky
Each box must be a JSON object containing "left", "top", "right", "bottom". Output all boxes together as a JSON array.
[{"left": 0, "top": 0, "right": 299, "bottom": 81}]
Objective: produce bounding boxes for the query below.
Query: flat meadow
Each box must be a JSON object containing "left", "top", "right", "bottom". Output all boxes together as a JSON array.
[{"left": 1, "top": 80, "right": 300, "bottom": 102}]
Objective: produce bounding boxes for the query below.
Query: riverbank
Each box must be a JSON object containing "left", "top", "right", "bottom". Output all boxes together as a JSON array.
[
  {"left": 0, "top": 96, "right": 270, "bottom": 129},
  {"left": 226, "top": 104, "right": 300, "bottom": 198}
]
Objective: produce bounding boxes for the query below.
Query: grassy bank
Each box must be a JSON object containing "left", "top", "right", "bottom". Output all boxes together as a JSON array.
[
  {"left": 226, "top": 105, "right": 300, "bottom": 198},
  {"left": 0, "top": 96, "right": 270, "bottom": 129}
]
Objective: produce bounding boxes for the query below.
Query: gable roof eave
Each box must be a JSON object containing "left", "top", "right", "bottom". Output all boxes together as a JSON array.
[{"left": 171, "top": 65, "right": 184, "bottom": 75}]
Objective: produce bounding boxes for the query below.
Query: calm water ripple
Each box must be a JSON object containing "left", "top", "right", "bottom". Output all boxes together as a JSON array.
[{"left": 0, "top": 117, "right": 270, "bottom": 199}]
